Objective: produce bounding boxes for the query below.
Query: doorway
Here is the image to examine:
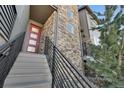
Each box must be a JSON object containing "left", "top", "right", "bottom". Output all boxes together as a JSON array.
[{"left": 26, "top": 23, "right": 41, "bottom": 53}]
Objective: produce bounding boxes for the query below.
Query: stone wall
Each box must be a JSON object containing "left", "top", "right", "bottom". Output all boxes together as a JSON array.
[
  {"left": 39, "top": 5, "right": 83, "bottom": 71},
  {"left": 39, "top": 11, "right": 56, "bottom": 53},
  {"left": 56, "top": 5, "right": 83, "bottom": 71}
]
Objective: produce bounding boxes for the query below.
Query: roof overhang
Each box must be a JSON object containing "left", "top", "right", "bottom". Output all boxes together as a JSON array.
[
  {"left": 30, "top": 5, "right": 57, "bottom": 24},
  {"left": 78, "top": 5, "right": 100, "bottom": 24}
]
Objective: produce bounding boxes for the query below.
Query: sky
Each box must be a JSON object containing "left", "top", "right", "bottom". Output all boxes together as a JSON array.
[
  {"left": 89, "top": 5, "right": 105, "bottom": 19},
  {"left": 89, "top": 5, "right": 105, "bottom": 13},
  {"left": 89, "top": 5, "right": 124, "bottom": 29},
  {"left": 89, "top": 5, "right": 124, "bottom": 19},
  {"left": 78, "top": 5, "right": 105, "bottom": 19}
]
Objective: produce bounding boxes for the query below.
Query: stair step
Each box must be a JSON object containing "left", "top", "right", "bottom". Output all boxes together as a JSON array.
[
  {"left": 8, "top": 68, "right": 50, "bottom": 75},
  {"left": 24, "top": 83, "right": 51, "bottom": 88},
  {"left": 12, "top": 62, "right": 48, "bottom": 67},
  {"left": 4, "top": 82, "right": 51, "bottom": 88},
  {"left": 16, "top": 57, "right": 47, "bottom": 63},
  {"left": 4, "top": 52, "right": 52, "bottom": 88},
  {"left": 6, "top": 74, "right": 52, "bottom": 80},
  {"left": 7, "top": 73, "right": 51, "bottom": 76},
  {"left": 19, "top": 52, "right": 46, "bottom": 58},
  {"left": 10, "top": 66, "right": 48, "bottom": 69},
  {"left": 4, "top": 76, "right": 51, "bottom": 88}
]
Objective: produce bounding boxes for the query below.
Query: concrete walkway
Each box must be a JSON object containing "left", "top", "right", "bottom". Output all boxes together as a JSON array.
[{"left": 3, "top": 52, "right": 52, "bottom": 88}]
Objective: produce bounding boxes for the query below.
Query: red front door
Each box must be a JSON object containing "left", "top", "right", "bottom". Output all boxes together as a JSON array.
[{"left": 26, "top": 24, "right": 41, "bottom": 53}]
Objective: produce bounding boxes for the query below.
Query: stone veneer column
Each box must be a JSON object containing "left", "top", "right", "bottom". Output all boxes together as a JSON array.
[
  {"left": 40, "top": 5, "right": 84, "bottom": 72},
  {"left": 39, "top": 11, "right": 56, "bottom": 53},
  {"left": 56, "top": 5, "right": 83, "bottom": 71}
]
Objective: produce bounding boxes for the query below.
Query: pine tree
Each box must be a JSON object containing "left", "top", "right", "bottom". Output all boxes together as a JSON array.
[{"left": 87, "top": 5, "right": 124, "bottom": 87}]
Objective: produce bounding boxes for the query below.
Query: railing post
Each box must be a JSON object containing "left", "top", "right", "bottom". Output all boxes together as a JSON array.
[
  {"left": 44, "top": 37, "right": 49, "bottom": 55},
  {"left": 51, "top": 45, "right": 56, "bottom": 88},
  {"left": 0, "top": 32, "right": 25, "bottom": 88},
  {"left": 0, "top": 80, "right": 4, "bottom": 88},
  {"left": 44, "top": 36, "right": 95, "bottom": 88}
]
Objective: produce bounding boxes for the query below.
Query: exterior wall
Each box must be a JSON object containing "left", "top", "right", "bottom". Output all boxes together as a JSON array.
[
  {"left": 86, "top": 11, "right": 100, "bottom": 45},
  {"left": 39, "top": 5, "right": 83, "bottom": 71},
  {"left": 10, "top": 5, "right": 30, "bottom": 40},
  {"left": 79, "top": 9, "right": 91, "bottom": 43},
  {"left": 22, "top": 19, "right": 43, "bottom": 52},
  {"left": 56, "top": 6, "right": 83, "bottom": 70},
  {"left": 0, "top": 5, "right": 29, "bottom": 47},
  {"left": 39, "top": 11, "right": 56, "bottom": 54},
  {"left": 79, "top": 8, "right": 100, "bottom": 45}
]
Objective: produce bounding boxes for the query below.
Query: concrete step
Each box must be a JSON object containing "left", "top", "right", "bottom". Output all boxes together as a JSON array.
[
  {"left": 12, "top": 62, "right": 48, "bottom": 67},
  {"left": 24, "top": 83, "right": 51, "bottom": 88},
  {"left": 19, "top": 52, "right": 46, "bottom": 58},
  {"left": 7, "top": 74, "right": 51, "bottom": 78},
  {"left": 10, "top": 66, "right": 48, "bottom": 69},
  {"left": 4, "top": 82, "right": 51, "bottom": 88},
  {"left": 16, "top": 57, "right": 47, "bottom": 63},
  {"left": 4, "top": 76, "right": 51, "bottom": 88},
  {"left": 4, "top": 52, "right": 52, "bottom": 88},
  {"left": 8, "top": 68, "right": 50, "bottom": 75}
]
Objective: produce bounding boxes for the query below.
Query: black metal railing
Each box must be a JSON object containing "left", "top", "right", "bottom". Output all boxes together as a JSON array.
[
  {"left": 44, "top": 37, "right": 95, "bottom": 88},
  {"left": 0, "top": 5, "right": 17, "bottom": 41},
  {"left": 0, "top": 32, "right": 25, "bottom": 87}
]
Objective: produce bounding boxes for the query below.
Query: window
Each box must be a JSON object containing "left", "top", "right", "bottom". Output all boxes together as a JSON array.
[
  {"left": 32, "top": 27, "right": 39, "bottom": 33},
  {"left": 66, "top": 23, "right": 74, "bottom": 33},
  {"left": 67, "top": 9, "right": 73, "bottom": 18},
  {"left": 30, "top": 33, "right": 38, "bottom": 39},
  {"left": 0, "top": 5, "right": 17, "bottom": 41},
  {"left": 27, "top": 46, "right": 35, "bottom": 52},
  {"left": 29, "top": 40, "right": 37, "bottom": 46}
]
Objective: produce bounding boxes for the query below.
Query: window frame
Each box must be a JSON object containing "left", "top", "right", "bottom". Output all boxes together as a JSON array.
[
  {"left": 66, "top": 9, "right": 73, "bottom": 18},
  {"left": 66, "top": 23, "right": 74, "bottom": 34}
]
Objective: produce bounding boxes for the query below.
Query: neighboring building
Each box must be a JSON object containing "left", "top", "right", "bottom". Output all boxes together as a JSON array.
[{"left": 78, "top": 5, "right": 100, "bottom": 56}]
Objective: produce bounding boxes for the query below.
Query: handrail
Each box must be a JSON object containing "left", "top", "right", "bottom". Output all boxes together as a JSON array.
[
  {"left": 0, "top": 32, "right": 25, "bottom": 87},
  {"left": 44, "top": 37, "right": 96, "bottom": 88},
  {"left": 0, "top": 5, "right": 17, "bottom": 41}
]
